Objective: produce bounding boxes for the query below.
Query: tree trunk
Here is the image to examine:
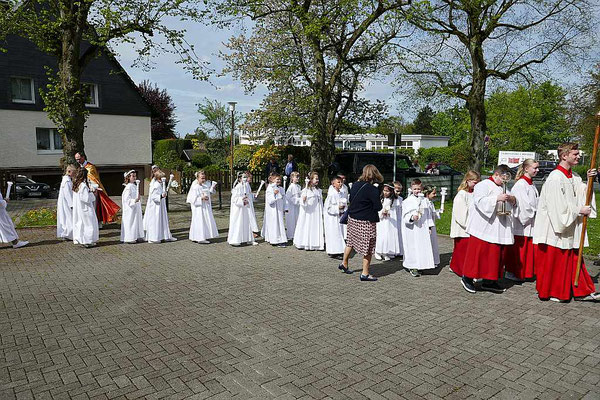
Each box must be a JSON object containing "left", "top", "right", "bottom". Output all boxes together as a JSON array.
[
  {"left": 467, "top": 38, "right": 487, "bottom": 172},
  {"left": 310, "top": 105, "right": 335, "bottom": 178}
]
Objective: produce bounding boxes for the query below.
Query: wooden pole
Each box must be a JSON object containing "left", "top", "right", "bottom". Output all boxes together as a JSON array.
[{"left": 574, "top": 113, "right": 600, "bottom": 286}]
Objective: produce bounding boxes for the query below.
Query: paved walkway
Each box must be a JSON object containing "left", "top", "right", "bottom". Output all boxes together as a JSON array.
[{"left": 1, "top": 196, "right": 599, "bottom": 399}]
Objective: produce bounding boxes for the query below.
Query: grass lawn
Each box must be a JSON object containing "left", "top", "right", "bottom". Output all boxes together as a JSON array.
[
  {"left": 433, "top": 193, "right": 600, "bottom": 256},
  {"left": 14, "top": 207, "right": 57, "bottom": 228}
]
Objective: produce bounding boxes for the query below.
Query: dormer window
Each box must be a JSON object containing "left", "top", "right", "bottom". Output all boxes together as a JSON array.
[
  {"left": 82, "top": 83, "right": 99, "bottom": 107},
  {"left": 10, "top": 77, "right": 35, "bottom": 104}
]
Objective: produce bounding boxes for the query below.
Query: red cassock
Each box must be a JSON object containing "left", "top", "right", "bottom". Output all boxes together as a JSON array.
[
  {"left": 449, "top": 237, "right": 469, "bottom": 277},
  {"left": 535, "top": 244, "right": 596, "bottom": 300},
  {"left": 504, "top": 235, "right": 535, "bottom": 280},
  {"left": 96, "top": 191, "right": 120, "bottom": 224},
  {"left": 462, "top": 235, "right": 504, "bottom": 280}
]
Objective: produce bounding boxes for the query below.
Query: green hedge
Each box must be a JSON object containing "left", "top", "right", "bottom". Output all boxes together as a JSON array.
[
  {"left": 191, "top": 152, "right": 212, "bottom": 168},
  {"left": 154, "top": 139, "right": 193, "bottom": 160},
  {"left": 417, "top": 145, "right": 471, "bottom": 173}
]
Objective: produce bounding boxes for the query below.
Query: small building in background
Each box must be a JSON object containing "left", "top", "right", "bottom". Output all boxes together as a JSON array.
[{"left": 0, "top": 35, "right": 153, "bottom": 195}]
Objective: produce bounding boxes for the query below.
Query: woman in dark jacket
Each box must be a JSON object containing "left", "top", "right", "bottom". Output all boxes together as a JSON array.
[{"left": 339, "top": 164, "right": 383, "bottom": 281}]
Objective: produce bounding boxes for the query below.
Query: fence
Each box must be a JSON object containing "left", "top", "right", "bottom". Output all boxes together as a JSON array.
[{"left": 418, "top": 174, "right": 462, "bottom": 196}]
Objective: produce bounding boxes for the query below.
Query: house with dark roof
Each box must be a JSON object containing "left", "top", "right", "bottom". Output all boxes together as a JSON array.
[{"left": 0, "top": 35, "right": 152, "bottom": 194}]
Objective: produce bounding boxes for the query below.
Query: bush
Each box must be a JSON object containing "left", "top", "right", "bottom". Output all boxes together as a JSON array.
[
  {"left": 153, "top": 139, "right": 193, "bottom": 161},
  {"left": 154, "top": 150, "right": 186, "bottom": 171},
  {"left": 277, "top": 145, "right": 311, "bottom": 165},
  {"left": 417, "top": 145, "right": 471, "bottom": 172},
  {"left": 572, "top": 165, "right": 588, "bottom": 177},
  {"left": 249, "top": 145, "right": 279, "bottom": 172},
  {"left": 191, "top": 152, "right": 212, "bottom": 168},
  {"left": 233, "top": 144, "right": 256, "bottom": 170}
]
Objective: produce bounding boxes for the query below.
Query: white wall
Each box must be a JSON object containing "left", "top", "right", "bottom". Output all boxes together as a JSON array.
[
  {"left": 418, "top": 137, "right": 449, "bottom": 149},
  {"left": 0, "top": 110, "right": 151, "bottom": 168}
]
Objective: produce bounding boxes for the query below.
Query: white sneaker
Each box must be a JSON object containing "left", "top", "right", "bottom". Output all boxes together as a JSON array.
[
  {"left": 549, "top": 297, "right": 568, "bottom": 303},
  {"left": 199, "top": 240, "right": 210, "bottom": 244},
  {"left": 575, "top": 293, "right": 600, "bottom": 302},
  {"left": 252, "top": 241, "right": 259, "bottom": 246},
  {"left": 374, "top": 253, "right": 383, "bottom": 261},
  {"left": 12, "top": 240, "right": 29, "bottom": 249},
  {"left": 165, "top": 237, "right": 177, "bottom": 242},
  {"left": 383, "top": 256, "right": 391, "bottom": 261}
]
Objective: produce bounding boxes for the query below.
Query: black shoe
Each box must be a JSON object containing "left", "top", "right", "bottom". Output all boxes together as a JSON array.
[
  {"left": 338, "top": 264, "right": 353, "bottom": 274},
  {"left": 461, "top": 277, "right": 476, "bottom": 293},
  {"left": 481, "top": 281, "right": 506, "bottom": 293},
  {"left": 277, "top": 243, "right": 287, "bottom": 248},
  {"left": 360, "top": 274, "right": 377, "bottom": 281}
]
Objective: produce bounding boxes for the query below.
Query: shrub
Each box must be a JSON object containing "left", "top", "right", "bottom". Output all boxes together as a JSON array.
[
  {"left": 249, "top": 145, "right": 279, "bottom": 172},
  {"left": 154, "top": 150, "right": 186, "bottom": 171},
  {"left": 277, "top": 145, "right": 311, "bottom": 165},
  {"left": 417, "top": 145, "right": 471, "bottom": 172},
  {"left": 153, "top": 139, "right": 193, "bottom": 161},
  {"left": 191, "top": 152, "right": 212, "bottom": 168},
  {"left": 233, "top": 144, "right": 256, "bottom": 170},
  {"left": 572, "top": 165, "right": 588, "bottom": 177}
]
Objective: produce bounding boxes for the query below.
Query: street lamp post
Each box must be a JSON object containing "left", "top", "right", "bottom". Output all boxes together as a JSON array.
[{"left": 228, "top": 101, "right": 237, "bottom": 188}]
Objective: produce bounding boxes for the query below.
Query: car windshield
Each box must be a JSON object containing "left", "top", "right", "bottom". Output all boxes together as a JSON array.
[
  {"left": 357, "top": 154, "right": 393, "bottom": 173},
  {"left": 16, "top": 177, "right": 36, "bottom": 184}
]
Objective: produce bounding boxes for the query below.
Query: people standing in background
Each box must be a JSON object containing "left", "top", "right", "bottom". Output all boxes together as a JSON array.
[
  {"left": 324, "top": 176, "right": 347, "bottom": 259},
  {"left": 72, "top": 168, "right": 99, "bottom": 248},
  {"left": 120, "top": 170, "right": 144, "bottom": 243},
  {"left": 284, "top": 154, "right": 298, "bottom": 179},
  {"left": 284, "top": 172, "right": 302, "bottom": 241},
  {"left": 57, "top": 164, "right": 77, "bottom": 240},
  {"left": 505, "top": 159, "right": 539, "bottom": 282},
  {"left": 264, "top": 157, "right": 280, "bottom": 180},
  {"left": 449, "top": 171, "right": 480, "bottom": 277}
]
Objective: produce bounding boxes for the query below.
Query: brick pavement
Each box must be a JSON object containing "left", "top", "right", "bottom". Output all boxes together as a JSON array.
[{"left": 1, "top": 196, "right": 600, "bottom": 399}]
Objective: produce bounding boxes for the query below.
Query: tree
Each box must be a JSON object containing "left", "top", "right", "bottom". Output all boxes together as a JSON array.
[
  {"left": 197, "top": 98, "right": 238, "bottom": 139},
  {"left": 571, "top": 64, "right": 600, "bottom": 154},
  {"left": 394, "top": 0, "right": 594, "bottom": 170},
  {"left": 430, "top": 105, "right": 470, "bottom": 145},
  {"left": 212, "top": 0, "right": 411, "bottom": 175},
  {"left": 137, "top": 80, "right": 178, "bottom": 141},
  {"left": 412, "top": 106, "right": 434, "bottom": 136},
  {"left": 0, "top": 0, "right": 206, "bottom": 164}
]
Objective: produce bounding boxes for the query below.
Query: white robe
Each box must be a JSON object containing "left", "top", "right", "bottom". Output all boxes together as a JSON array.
[
  {"left": 425, "top": 198, "right": 441, "bottom": 265},
  {"left": 533, "top": 169, "right": 596, "bottom": 249},
  {"left": 0, "top": 193, "right": 18, "bottom": 243},
  {"left": 120, "top": 183, "right": 144, "bottom": 242},
  {"left": 72, "top": 183, "right": 99, "bottom": 245},
  {"left": 143, "top": 179, "right": 173, "bottom": 242},
  {"left": 323, "top": 189, "right": 346, "bottom": 254},
  {"left": 450, "top": 190, "right": 471, "bottom": 239},
  {"left": 401, "top": 195, "right": 436, "bottom": 270},
  {"left": 466, "top": 179, "right": 514, "bottom": 245},
  {"left": 56, "top": 175, "right": 73, "bottom": 239},
  {"left": 285, "top": 183, "right": 301, "bottom": 240},
  {"left": 395, "top": 196, "right": 404, "bottom": 255},
  {"left": 187, "top": 180, "right": 219, "bottom": 242},
  {"left": 261, "top": 184, "right": 287, "bottom": 244},
  {"left": 293, "top": 187, "right": 324, "bottom": 250},
  {"left": 376, "top": 198, "right": 403, "bottom": 257},
  {"left": 228, "top": 182, "right": 256, "bottom": 245},
  {"left": 511, "top": 178, "right": 539, "bottom": 237}
]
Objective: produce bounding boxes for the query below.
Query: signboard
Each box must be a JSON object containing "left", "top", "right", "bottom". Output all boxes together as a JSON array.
[{"left": 498, "top": 151, "right": 536, "bottom": 168}]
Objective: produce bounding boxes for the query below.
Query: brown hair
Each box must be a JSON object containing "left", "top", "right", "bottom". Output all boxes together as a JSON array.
[
  {"left": 307, "top": 171, "right": 319, "bottom": 187},
  {"left": 457, "top": 170, "right": 481, "bottom": 192},
  {"left": 411, "top": 178, "right": 422, "bottom": 186},
  {"left": 123, "top": 170, "right": 137, "bottom": 184},
  {"left": 493, "top": 164, "right": 511, "bottom": 176},
  {"left": 65, "top": 164, "right": 77, "bottom": 174},
  {"left": 358, "top": 164, "right": 383, "bottom": 184},
  {"left": 515, "top": 159, "right": 538, "bottom": 180},
  {"left": 154, "top": 169, "right": 166, "bottom": 180},
  {"left": 72, "top": 167, "right": 88, "bottom": 193},
  {"left": 558, "top": 142, "right": 578, "bottom": 159}
]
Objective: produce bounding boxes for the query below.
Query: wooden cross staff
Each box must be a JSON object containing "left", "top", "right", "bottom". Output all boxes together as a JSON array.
[{"left": 575, "top": 112, "right": 600, "bottom": 287}]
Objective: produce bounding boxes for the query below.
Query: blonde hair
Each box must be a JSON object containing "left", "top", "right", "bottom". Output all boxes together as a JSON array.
[
  {"left": 307, "top": 171, "right": 319, "bottom": 187},
  {"left": 154, "top": 170, "right": 165, "bottom": 180},
  {"left": 457, "top": 170, "right": 481, "bottom": 193},
  {"left": 515, "top": 159, "right": 538, "bottom": 179},
  {"left": 558, "top": 142, "right": 578, "bottom": 159},
  {"left": 65, "top": 164, "right": 77, "bottom": 174},
  {"left": 195, "top": 170, "right": 206, "bottom": 178},
  {"left": 290, "top": 171, "right": 300, "bottom": 179},
  {"left": 358, "top": 164, "right": 383, "bottom": 184}
]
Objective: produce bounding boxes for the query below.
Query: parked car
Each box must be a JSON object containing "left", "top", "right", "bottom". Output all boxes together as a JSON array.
[
  {"left": 14, "top": 175, "right": 52, "bottom": 198},
  {"left": 328, "top": 152, "right": 426, "bottom": 184}
]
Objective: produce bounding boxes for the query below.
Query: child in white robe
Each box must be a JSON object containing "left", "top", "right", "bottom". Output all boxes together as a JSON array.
[
  {"left": 284, "top": 171, "right": 301, "bottom": 240},
  {"left": 423, "top": 185, "right": 441, "bottom": 267},
  {"left": 228, "top": 173, "right": 258, "bottom": 246},
  {"left": 57, "top": 164, "right": 76, "bottom": 240},
  {"left": 261, "top": 173, "right": 288, "bottom": 246},
  {"left": 72, "top": 168, "right": 99, "bottom": 247},
  {"left": 324, "top": 176, "right": 347, "bottom": 258},
  {"left": 187, "top": 170, "right": 219, "bottom": 244},
  {"left": 375, "top": 184, "right": 402, "bottom": 261},
  {"left": 393, "top": 181, "right": 404, "bottom": 257},
  {"left": 293, "top": 172, "right": 324, "bottom": 250},
  {"left": 144, "top": 169, "right": 176, "bottom": 243},
  {"left": 120, "top": 170, "right": 144, "bottom": 243},
  {"left": 0, "top": 190, "right": 28, "bottom": 248},
  {"left": 402, "top": 179, "right": 437, "bottom": 277}
]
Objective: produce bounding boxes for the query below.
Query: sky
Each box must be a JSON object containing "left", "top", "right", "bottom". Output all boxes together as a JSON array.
[{"left": 113, "top": 21, "right": 399, "bottom": 137}]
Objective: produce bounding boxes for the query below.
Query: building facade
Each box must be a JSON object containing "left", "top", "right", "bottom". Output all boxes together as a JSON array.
[{"left": 0, "top": 35, "right": 152, "bottom": 195}]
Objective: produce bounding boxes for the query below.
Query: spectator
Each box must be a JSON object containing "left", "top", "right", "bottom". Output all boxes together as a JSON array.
[
  {"left": 339, "top": 164, "right": 383, "bottom": 281},
  {"left": 264, "top": 157, "right": 280, "bottom": 180},
  {"left": 284, "top": 154, "right": 298, "bottom": 178},
  {"left": 412, "top": 159, "right": 421, "bottom": 172}
]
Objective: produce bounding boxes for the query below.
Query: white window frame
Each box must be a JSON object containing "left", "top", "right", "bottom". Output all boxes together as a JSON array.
[
  {"left": 10, "top": 76, "right": 35, "bottom": 104},
  {"left": 83, "top": 83, "right": 99, "bottom": 107},
  {"left": 36, "top": 128, "right": 63, "bottom": 154}
]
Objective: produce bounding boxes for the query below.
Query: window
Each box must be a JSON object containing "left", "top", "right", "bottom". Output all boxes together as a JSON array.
[
  {"left": 82, "top": 83, "right": 99, "bottom": 107},
  {"left": 399, "top": 140, "right": 413, "bottom": 149},
  {"left": 11, "top": 77, "right": 35, "bottom": 104},
  {"left": 36, "top": 128, "right": 63, "bottom": 153}
]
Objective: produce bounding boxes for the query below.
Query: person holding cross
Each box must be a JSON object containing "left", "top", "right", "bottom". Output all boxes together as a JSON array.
[{"left": 533, "top": 143, "right": 600, "bottom": 302}]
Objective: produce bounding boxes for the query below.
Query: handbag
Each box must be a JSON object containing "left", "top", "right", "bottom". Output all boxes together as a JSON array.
[{"left": 339, "top": 182, "right": 367, "bottom": 225}]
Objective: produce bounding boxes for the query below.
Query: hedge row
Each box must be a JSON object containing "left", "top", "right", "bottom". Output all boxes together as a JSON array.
[{"left": 417, "top": 145, "right": 472, "bottom": 172}]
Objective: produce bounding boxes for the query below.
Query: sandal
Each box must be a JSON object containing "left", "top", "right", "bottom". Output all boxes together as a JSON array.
[
  {"left": 359, "top": 274, "right": 377, "bottom": 281},
  {"left": 338, "top": 264, "right": 353, "bottom": 274}
]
